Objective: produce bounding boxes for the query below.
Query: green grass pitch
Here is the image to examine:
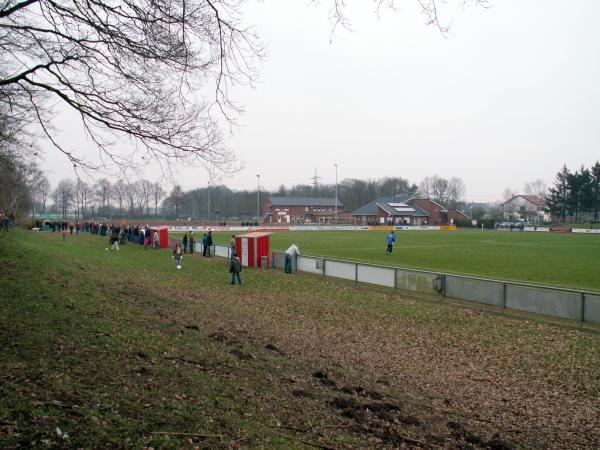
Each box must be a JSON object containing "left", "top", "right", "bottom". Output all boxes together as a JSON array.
[{"left": 202, "top": 229, "right": 600, "bottom": 291}]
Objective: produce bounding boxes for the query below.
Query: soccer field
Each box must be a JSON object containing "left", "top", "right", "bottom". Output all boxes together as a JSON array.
[{"left": 205, "top": 229, "right": 600, "bottom": 291}]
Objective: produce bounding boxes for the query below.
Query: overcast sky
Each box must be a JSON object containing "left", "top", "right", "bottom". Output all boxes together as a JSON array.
[{"left": 42, "top": 0, "right": 600, "bottom": 202}]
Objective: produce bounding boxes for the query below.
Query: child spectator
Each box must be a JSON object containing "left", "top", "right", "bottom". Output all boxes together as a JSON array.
[
  {"left": 110, "top": 230, "right": 120, "bottom": 251},
  {"left": 172, "top": 243, "right": 183, "bottom": 269}
]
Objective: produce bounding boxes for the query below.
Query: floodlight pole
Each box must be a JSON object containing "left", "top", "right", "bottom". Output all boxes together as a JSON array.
[
  {"left": 257, "top": 174, "right": 260, "bottom": 222},
  {"left": 334, "top": 163, "right": 338, "bottom": 225},
  {"left": 207, "top": 182, "right": 210, "bottom": 224}
]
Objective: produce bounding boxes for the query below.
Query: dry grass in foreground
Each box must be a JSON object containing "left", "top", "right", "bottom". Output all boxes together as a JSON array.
[{"left": 0, "top": 230, "right": 599, "bottom": 449}]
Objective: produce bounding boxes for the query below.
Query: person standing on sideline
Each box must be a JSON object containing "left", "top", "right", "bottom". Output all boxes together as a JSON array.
[
  {"left": 284, "top": 244, "right": 300, "bottom": 274},
  {"left": 153, "top": 230, "right": 160, "bottom": 249},
  {"left": 229, "top": 235, "right": 236, "bottom": 257},
  {"left": 206, "top": 230, "right": 213, "bottom": 256},
  {"left": 189, "top": 232, "right": 195, "bottom": 254},
  {"left": 386, "top": 231, "right": 396, "bottom": 255},
  {"left": 182, "top": 232, "right": 188, "bottom": 254},
  {"left": 202, "top": 233, "right": 208, "bottom": 256},
  {"left": 229, "top": 254, "right": 242, "bottom": 285}
]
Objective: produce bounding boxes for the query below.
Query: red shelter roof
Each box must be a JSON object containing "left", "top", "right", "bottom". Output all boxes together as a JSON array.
[{"left": 238, "top": 232, "right": 272, "bottom": 238}]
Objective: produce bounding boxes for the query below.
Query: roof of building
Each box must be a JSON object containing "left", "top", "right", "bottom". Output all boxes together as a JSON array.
[
  {"left": 407, "top": 197, "right": 448, "bottom": 213},
  {"left": 268, "top": 196, "right": 343, "bottom": 207},
  {"left": 501, "top": 194, "right": 546, "bottom": 208},
  {"left": 520, "top": 194, "right": 546, "bottom": 207},
  {"left": 352, "top": 196, "right": 428, "bottom": 217},
  {"left": 448, "top": 209, "right": 471, "bottom": 219},
  {"left": 239, "top": 232, "right": 272, "bottom": 238}
]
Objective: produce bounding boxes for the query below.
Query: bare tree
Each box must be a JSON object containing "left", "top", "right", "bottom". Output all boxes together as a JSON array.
[
  {"left": 501, "top": 187, "right": 516, "bottom": 203},
  {"left": 94, "top": 178, "right": 112, "bottom": 217},
  {"left": 1, "top": 0, "right": 263, "bottom": 173},
  {"left": 151, "top": 181, "right": 166, "bottom": 216},
  {"left": 125, "top": 182, "right": 137, "bottom": 216},
  {"left": 322, "top": 1, "right": 490, "bottom": 37},
  {"left": 51, "top": 178, "right": 74, "bottom": 219},
  {"left": 447, "top": 177, "right": 466, "bottom": 209},
  {"left": 38, "top": 175, "right": 50, "bottom": 214},
  {"left": 524, "top": 179, "right": 548, "bottom": 198},
  {"left": 1, "top": 0, "right": 490, "bottom": 178},
  {"left": 74, "top": 179, "right": 91, "bottom": 219},
  {"left": 134, "top": 180, "right": 152, "bottom": 216},
  {"left": 112, "top": 179, "right": 127, "bottom": 215},
  {"left": 0, "top": 99, "right": 36, "bottom": 216},
  {"left": 419, "top": 175, "right": 451, "bottom": 205}
]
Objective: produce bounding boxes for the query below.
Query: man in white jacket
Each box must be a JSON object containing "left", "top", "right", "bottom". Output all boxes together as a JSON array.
[{"left": 284, "top": 244, "right": 300, "bottom": 274}]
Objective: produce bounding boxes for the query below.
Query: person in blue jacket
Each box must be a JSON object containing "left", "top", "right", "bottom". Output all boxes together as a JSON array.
[{"left": 386, "top": 231, "right": 396, "bottom": 255}]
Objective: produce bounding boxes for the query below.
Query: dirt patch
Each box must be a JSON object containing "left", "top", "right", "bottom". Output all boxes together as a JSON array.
[
  {"left": 447, "top": 422, "right": 513, "bottom": 450},
  {"left": 330, "top": 396, "right": 403, "bottom": 422},
  {"left": 133, "top": 351, "right": 149, "bottom": 360},
  {"left": 135, "top": 367, "right": 150, "bottom": 375},
  {"left": 265, "top": 343, "right": 284, "bottom": 355},
  {"left": 290, "top": 389, "right": 314, "bottom": 399},
  {"left": 312, "top": 370, "right": 337, "bottom": 388},
  {"left": 229, "top": 349, "right": 254, "bottom": 360},
  {"left": 208, "top": 330, "right": 239, "bottom": 345}
]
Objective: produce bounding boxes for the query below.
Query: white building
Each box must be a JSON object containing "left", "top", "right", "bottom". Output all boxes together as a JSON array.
[{"left": 501, "top": 195, "right": 549, "bottom": 223}]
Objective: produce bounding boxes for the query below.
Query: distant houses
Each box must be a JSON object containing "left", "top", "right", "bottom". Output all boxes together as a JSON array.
[
  {"left": 262, "top": 196, "right": 348, "bottom": 224},
  {"left": 501, "top": 195, "right": 548, "bottom": 223},
  {"left": 351, "top": 196, "right": 468, "bottom": 226},
  {"left": 263, "top": 195, "right": 469, "bottom": 225}
]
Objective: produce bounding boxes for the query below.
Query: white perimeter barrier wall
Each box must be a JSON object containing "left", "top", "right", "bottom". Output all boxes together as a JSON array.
[{"left": 271, "top": 252, "right": 600, "bottom": 325}]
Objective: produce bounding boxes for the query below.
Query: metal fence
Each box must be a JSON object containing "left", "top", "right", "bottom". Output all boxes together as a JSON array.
[
  {"left": 164, "top": 238, "right": 600, "bottom": 325},
  {"left": 272, "top": 252, "right": 600, "bottom": 325}
]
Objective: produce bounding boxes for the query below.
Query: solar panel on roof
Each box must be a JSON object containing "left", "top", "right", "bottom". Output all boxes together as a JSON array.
[
  {"left": 394, "top": 207, "right": 415, "bottom": 212},
  {"left": 388, "top": 202, "right": 408, "bottom": 207}
]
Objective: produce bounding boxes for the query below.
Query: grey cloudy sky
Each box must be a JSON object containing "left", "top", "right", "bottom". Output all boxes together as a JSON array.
[{"left": 43, "top": 0, "right": 600, "bottom": 202}]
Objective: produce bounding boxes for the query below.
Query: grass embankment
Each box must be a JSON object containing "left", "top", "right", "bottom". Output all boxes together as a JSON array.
[
  {"left": 198, "top": 230, "right": 600, "bottom": 291},
  {"left": 1, "top": 230, "right": 599, "bottom": 449}
]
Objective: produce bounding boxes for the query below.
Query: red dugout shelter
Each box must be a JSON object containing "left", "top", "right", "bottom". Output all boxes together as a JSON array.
[
  {"left": 235, "top": 232, "right": 271, "bottom": 268},
  {"left": 150, "top": 226, "right": 169, "bottom": 249}
]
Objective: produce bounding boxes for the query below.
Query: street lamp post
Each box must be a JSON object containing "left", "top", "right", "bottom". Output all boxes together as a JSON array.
[
  {"left": 334, "top": 163, "right": 338, "bottom": 225},
  {"left": 257, "top": 174, "right": 260, "bottom": 223}
]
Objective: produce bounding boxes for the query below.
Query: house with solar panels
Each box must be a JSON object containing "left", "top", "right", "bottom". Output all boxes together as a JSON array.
[
  {"left": 351, "top": 196, "right": 469, "bottom": 226},
  {"left": 351, "top": 196, "right": 428, "bottom": 225}
]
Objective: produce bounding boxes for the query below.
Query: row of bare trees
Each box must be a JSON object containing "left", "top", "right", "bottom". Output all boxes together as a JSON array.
[
  {"left": 42, "top": 178, "right": 166, "bottom": 220},
  {"left": 418, "top": 176, "right": 467, "bottom": 209}
]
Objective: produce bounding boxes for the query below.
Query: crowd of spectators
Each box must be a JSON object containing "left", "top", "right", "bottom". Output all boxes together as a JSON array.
[{"left": 32, "top": 220, "right": 161, "bottom": 247}]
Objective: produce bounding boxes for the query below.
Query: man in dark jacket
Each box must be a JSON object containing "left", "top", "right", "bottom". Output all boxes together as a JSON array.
[
  {"left": 189, "top": 232, "right": 195, "bottom": 254},
  {"left": 182, "top": 232, "right": 188, "bottom": 253},
  {"left": 206, "top": 230, "right": 213, "bottom": 257},
  {"left": 229, "top": 255, "right": 242, "bottom": 285},
  {"left": 202, "top": 233, "right": 208, "bottom": 256}
]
